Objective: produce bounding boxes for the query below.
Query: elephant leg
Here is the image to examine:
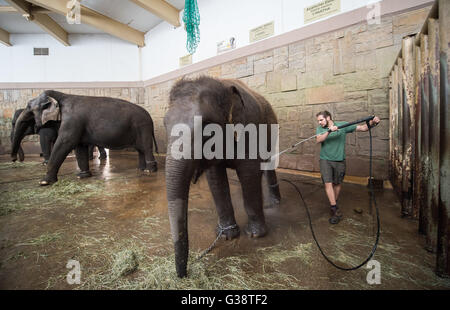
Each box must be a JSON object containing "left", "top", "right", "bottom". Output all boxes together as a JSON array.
[
  {"left": 141, "top": 143, "right": 157, "bottom": 172},
  {"left": 88, "top": 145, "right": 94, "bottom": 160},
  {"left": 206, "top": 165, "right": 240, "bottom": 240},
  {"left": 236, "top": 160, "right": 267, "bottom": 238},
  {"left": 39, "top": 129, "right": 53, "bottom": 164},
  {"left": 98, "top": 146, "right": 107, "bottom": 159},
  {"left": 263, "top": 170, "right": 281, "bottom": 208},
  {"left": 138, "top": 151, "right": 146, "bottom": 170},
  {"left": 40, "top": 136, "right": 77, "bottom": 186},
  {"left": 75, "top": 145, "right": 92, "bottom": 179},
  {"left": 18, "top": 146, "right": 25, "bottom": 162}
]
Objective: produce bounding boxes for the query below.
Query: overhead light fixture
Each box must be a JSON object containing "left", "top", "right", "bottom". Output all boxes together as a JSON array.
[{"left": 22, "top": 13, "right": 34, "bottom": 21}]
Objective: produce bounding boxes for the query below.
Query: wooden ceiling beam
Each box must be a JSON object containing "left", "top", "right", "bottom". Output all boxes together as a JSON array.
[
  {"left": 0, "top": 6, "right": 19, "bottom": 12},
  {"left": 129, "top": 0, "right": 180, "bottom": 27},
  {"left": 4, "top": 0, "right": 70, "bottom": 46},
  {"left": 0, "top": 27, "right": 12, "bottom": 46},
  {"left": 33, "top": 13, "right": 70, "bottom": 46},
  {"left": 0, "top": 5, "right": 51, "bottom": 13},
  {"left": 27, "top": 0, "right": 146, "bottom": 46}
]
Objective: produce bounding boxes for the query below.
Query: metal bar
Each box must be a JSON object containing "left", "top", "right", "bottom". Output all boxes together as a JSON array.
[
  {"left": 402, "top": 36, "right": 416, "bottom": 217},
  {"left": 419, "top": 33, "right": 430, "bottom": 236},
  {"left": 389, "top": 73, "right": 394, "bottom": 182},
  {"left": 426, "top": 18, "right": 440, "bottom": 253},
  {"left": 414, "top": 40, "right": 422, "bottom": 226},
  {"left": 436, "top": 0, "right": 450, "bottom": 278},
  {"left": 398, "top": 57, "right": 405, "bottom": 210}
]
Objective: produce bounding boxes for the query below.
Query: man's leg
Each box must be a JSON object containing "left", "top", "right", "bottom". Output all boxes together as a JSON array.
[
  {"left": 324, "top": 182, "right": 337, "bottom": 205},
  {"left": 333, "top": 183, "right": 342, "bottom": 202}
]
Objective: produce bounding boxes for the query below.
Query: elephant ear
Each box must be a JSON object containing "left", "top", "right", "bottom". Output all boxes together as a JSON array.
[
  {"left": 41, "top": 96, "right": 60, "bottom": 125},
  {"left": 229, "top": 85, "right": 246, "bottom": 124}
]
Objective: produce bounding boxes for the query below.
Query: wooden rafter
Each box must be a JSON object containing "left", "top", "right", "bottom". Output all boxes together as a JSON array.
[
  {"left": 27, "top": 0, "right": 146, "bottom": 47},
  {"left": 0, "top": 6, "right": 52, "bottom": 13},
  {"left": 0, "top": 27, "right": 12, "bottom": 46},
  {"left": 4, "top": 0, "right": 70, "bottom": 46},
  {"left": 129, "top": 0, "right": 180, "bottom": 27},
  {"left": 0, "top": 6, "right": 19, "bottom": 12}
]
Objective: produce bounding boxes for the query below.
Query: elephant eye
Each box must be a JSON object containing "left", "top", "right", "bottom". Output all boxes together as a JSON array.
[{"left": 41, "top": 101, "right": 51, "bottom": 109}]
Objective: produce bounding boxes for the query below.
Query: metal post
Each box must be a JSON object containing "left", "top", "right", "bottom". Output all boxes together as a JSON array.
[
  {"left": 437, "top": 0, "right": 450, "bottom": 278},
  {"left": 426, "top": 18, "right": 440, "bottom": 253}
]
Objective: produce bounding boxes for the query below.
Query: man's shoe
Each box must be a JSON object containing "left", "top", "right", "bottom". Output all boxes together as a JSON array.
[{"left": 329, "top": 206, "right": 343, "bottom": 224}]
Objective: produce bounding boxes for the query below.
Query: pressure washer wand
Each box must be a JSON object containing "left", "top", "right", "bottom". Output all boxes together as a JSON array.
[{"left": 328, "top": 115, "right": 375, "bottom": 132}]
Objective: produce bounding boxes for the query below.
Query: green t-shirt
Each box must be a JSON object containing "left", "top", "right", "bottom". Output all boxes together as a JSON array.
[{"left": 316, "top": 121, "right": 357, "bottom": 161}]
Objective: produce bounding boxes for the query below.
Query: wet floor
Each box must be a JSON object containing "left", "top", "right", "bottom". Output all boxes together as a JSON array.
[{"left": 0, "top": 152, "right": 449, "bottom": 290}]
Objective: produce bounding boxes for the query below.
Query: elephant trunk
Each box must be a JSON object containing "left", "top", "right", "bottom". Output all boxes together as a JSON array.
[
  {"left": 11, "top": 110, "right": 33, "bottom": 161},
  {"left": 10, "top": 124, "right": 25, "bottom": 162},
  {"left": 165, "top": 154, "right": 195, "bottom": 278}
]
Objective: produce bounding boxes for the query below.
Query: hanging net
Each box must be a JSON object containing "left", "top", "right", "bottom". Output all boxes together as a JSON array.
[{"left": 183, "top": 0, "right": 200, "bottom": 54}]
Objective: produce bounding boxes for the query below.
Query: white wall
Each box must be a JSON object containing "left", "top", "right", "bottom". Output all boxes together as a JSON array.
[
  {"left": 142, "top": 0, "right": 380, "bottom": 80},
  {"left": 0, "top": 34, "right": 141, "bottom": 83}
]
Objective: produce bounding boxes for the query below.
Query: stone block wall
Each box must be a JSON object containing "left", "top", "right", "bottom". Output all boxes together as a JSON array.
[{"left": 0, "top": 5, "right": 430, "bottom": 179}]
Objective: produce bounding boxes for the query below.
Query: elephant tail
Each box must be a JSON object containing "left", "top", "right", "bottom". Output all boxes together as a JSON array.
[{"left": 152, "top": 128, "right": 159, "bottom": 154}]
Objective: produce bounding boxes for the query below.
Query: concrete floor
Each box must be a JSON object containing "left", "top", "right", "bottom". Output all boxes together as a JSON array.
[{"left": 0, "top": 152, "right": 449, "bottom": 290}]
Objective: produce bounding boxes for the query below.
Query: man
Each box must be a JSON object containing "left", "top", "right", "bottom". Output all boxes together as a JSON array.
[{"left": 315, "top": 111, "right": 380, "bottom": 224}]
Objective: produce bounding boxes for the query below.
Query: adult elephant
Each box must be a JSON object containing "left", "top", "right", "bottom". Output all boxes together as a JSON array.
[
  {"left": 11, "top": 108, "right": 58, "bottom": 165},
  {"left": 11, "top": 90, "right": 158, "bottom": 185},
  {"left": 164, "top": 76, "right": 281, "bottom": 278}
]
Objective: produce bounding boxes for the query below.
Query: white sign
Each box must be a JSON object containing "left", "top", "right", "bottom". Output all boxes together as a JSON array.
[
  {"left": 217, "top": 37, "right": 236, "bottom": 54},
  {"left": 304, "top": 0, "right": 340, "bottom": 24}
]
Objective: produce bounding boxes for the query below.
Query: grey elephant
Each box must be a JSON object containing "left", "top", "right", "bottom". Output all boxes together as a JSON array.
[
  {"left": 11, "top": 90, "right": 158, "bottom": 185},
  {"left": 11, "top": 108, "right": 106, "bottom": 165},
  {"left": 164, "top": 76, "right": 281, "bottom": 277}
]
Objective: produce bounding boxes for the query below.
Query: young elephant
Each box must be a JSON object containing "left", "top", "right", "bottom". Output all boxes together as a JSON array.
[
  {"left": 164, "top": 76, "right": 281, "bottom": 277},
  {"left": 11, "top": 90, "right": 158, "bottom": 185}
]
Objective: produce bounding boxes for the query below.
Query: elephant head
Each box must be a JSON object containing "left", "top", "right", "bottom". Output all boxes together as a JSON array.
[
  {"left": 164, "top": 77, "right": 272, "bottom": 277},
  {"left": 11, "top": 91, "right": 61, "bottom": 161}
]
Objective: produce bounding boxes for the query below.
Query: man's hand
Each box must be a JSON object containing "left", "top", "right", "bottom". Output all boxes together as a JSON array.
[
  {"left": 329, "top": 125, "right": 338, "bottom": 132},
  {"left": 369, "top": 116, "right": 380, "bottom": 127}
]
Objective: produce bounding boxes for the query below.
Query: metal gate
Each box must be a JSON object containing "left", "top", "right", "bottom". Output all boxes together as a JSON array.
[{"left": 389, "top": 0, "right": 449, "bottom": 277}]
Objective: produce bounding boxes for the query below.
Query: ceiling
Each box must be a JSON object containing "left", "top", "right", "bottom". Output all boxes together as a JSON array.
[{"left": 0, "top": 0, "right": 185, "bottom": 46}]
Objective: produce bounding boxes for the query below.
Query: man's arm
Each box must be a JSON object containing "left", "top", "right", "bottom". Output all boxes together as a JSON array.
[
  {"left": 316, "top": 125, "right": 338, "bottom": 143},
  {"left": 356, "top": 116, "right": 380, "bottom": 132}
]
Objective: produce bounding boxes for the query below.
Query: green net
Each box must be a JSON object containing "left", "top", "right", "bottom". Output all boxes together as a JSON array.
[{"left": 183, "top": 0, "right": 200, "bottom": 54}]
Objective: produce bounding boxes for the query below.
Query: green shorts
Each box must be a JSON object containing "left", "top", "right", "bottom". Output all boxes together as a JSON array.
[{"left": 320, "top": 159, "right": 346, "bottom": 184}]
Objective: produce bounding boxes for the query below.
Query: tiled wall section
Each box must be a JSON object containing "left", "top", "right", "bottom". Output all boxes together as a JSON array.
[{"left": 0, "top": 6, "right": 430, "bottom": 178}]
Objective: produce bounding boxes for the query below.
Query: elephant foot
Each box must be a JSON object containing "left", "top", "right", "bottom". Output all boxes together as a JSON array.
[
  {"left": 216, "top": 223, "right": 240, "bottom": 240},
  {"left": 146, "top": 161, "right": 157, "bottom": 172},
  {"left": 244, "top": 222, "right": 268, "bottom": 238},
  {"left": 39, "top": 176, "right": 57, "bottom": 186},
  {"left": 77, "top": 170, "right": 92, "bottom": 179}
]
